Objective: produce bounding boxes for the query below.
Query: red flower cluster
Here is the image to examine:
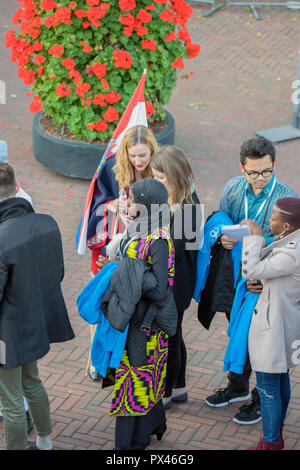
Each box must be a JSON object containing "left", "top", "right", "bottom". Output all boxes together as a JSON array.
[
  {"left": 29, "top": 95, "right": 43, "bottom": 113},
  {"left": 48, "top": 44, "right": 64, "bottom": 58},
  {"left": 119, "top": 0, "right": 136, "bottom": 11},
  {"left": 56, "top": 83, "right": 72, "bottom": 97},
  {"left": 141, "top": 39, "right": 156, "bottom": 51},
  {"left": 113, "top": 50, "right": 133, "bottom": 69},
  {"left": 6, "top": 0, "right": 200, "bottom": 138}
]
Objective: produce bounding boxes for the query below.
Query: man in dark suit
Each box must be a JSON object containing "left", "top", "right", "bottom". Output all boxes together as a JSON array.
[{"left": 0, "top": 163, "right": 74, "bottom": 450}]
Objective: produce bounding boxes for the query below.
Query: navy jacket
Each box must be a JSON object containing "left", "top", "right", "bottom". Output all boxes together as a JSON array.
[{"left": 0, "top": 198, "right": 74, "bottom": 368}]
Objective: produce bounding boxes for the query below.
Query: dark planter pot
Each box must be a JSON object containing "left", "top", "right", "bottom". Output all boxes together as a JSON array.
[{"left": 32, "top": 110, "right": 175, "bottom": 180}]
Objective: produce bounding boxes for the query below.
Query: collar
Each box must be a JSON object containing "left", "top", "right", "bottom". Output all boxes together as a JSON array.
[
  {"left": 246, "top": 173, "right": 275, "bottom": 197},
  {"left": 261, "top": 227, "right": 300, "bottom": 259}
]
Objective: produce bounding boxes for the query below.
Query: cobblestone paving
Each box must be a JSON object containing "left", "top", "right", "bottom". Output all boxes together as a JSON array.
[{"left": 0, "top": 1, "right": 300, "bottom": 450}]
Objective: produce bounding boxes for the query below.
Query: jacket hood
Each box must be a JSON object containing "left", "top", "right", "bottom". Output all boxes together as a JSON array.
[{"left": 0, "top": 197, "right": 34, "bottom": 224}]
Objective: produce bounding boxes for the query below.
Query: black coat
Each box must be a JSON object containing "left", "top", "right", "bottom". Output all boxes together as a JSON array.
[
  {"left": 197, "top": 238, "right": 235, "bottom": 330},
  {"left": 0, "top": 198, "right": 74, "bottom": 369},
  {"left": 171, "top": 191, "right": 201, "bottom": 312}
]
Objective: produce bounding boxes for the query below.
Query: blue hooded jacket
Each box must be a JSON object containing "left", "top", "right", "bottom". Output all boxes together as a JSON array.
[
  {"left": 223, "top": 278, "right": 259, "bottom": 374},
  {"left": 193, "top": 211, "right": 242, "bottom": 302},
  {"left": 77, "top": 261, "right": 128, "bottom": 377}
]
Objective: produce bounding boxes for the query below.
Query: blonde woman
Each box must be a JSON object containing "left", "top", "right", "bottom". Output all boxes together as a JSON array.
[
  {"left": 87, "top": 125, "right": 158, "bottom": 380},
  {"left": 151, "top": 145, "right": 201, "bottom": 409}
]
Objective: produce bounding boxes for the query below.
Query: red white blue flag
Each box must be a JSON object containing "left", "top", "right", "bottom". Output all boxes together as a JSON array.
[{"left": 76, "top": 70, "right": 148, "bottom": 256}]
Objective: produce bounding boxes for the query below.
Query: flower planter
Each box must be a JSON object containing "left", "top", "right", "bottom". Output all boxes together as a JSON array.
[{"left": 32, "top": 110, "right": 175, "bottom": 180}]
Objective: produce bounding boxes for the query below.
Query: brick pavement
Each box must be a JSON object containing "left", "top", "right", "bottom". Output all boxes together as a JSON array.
[{"left": 1, "top": 2, "right": 300, "bottom": 451}]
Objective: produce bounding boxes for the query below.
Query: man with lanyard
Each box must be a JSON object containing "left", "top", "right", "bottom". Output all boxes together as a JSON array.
[{"left": 205, "top": 136, "right": 298, "bottom": 425}]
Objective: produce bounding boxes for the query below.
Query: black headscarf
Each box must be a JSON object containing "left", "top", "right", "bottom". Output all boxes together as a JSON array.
[{"left": 121, "top": 178, "right": 170, "bottom": 255}]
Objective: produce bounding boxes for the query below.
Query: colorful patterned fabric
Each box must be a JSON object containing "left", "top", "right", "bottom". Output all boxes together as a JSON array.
[
  {"left": 109, "top": 329, "right": 168, "bottom": 416},
  {"left": 125, "top": 227, "right": 175, "bottom": 286},
  {"left": 109, "top": 227, "right": 174, "bottom": 416}
]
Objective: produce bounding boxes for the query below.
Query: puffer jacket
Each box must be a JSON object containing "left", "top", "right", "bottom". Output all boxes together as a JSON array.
[{"left": 101, "top": 256, "right": 178, "bottom": 366}]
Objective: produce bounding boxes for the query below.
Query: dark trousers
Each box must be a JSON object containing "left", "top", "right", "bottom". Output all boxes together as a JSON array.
[
  {"left": 225, "top": 312, "right": 260, "bottom": 404},
  {"left": 164, "top": 311, "right": 187, "bottom": 397}
]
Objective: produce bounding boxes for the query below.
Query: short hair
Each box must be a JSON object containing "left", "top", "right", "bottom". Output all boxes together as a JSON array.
[
  {"left": 275, "top": 197, "right": 300, "bottom": 230},
  {"left": 240, "top": 136, "right": 276, "bottom": 165},
  {"left": 0, "top": 162, "right": 16, "bottom": 199}
]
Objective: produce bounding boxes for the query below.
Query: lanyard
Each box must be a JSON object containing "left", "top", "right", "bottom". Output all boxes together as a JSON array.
[{"left": 244, "top": 177, "right": 276, "bottom": 221}]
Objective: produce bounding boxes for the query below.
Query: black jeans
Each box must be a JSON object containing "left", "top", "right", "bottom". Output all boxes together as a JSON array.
[
  {"left": 164, "top": 311, "right": 187, "bottom": 398},
  {"left": 226, "top": 312, "right": 260, "bottom": 404}
]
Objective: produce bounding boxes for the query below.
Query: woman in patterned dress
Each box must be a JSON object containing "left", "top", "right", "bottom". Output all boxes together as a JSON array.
[
  {"left": 88, "top": 126, "right": 159, "bottom": 380},
  {"left": 107, "top": 178, "right": 177, "bottom": 450}
]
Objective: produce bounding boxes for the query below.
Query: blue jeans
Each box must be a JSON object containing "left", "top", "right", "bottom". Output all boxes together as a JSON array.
[{"left": 256, "top": 371, "right": 291, "bottom": 443}]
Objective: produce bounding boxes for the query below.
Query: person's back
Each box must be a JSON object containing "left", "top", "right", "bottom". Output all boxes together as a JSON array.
[
  {"left": 0, "top": 162, "right": 74, "bottom": 450},
  {"left": 0, "top": 197, "right": 72, "bottom": 369}
]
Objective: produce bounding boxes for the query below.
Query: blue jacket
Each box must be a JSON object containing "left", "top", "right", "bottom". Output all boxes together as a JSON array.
[
  {"left": 77, "top": 261, "right": 128, "bottom": 377},
  {"left": 193, "top": 211, "right": 242, "bottom": 302},
  {"left": 223, "top": 278, "right": 259, "bottom": 374}
]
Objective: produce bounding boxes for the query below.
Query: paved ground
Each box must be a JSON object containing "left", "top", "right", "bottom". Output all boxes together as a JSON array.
[{"left": 1, "top": 1, "right": 300, "bottom": 451}]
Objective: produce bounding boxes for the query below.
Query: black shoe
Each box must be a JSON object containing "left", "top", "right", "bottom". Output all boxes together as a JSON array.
[
  {"left": 205, "top": 387, "right": 250, "bottom": 408},
  {"left": 172, "top": 391, "right": 188, "bottom": 403},
  {"left": 152, "top": 423, "right": 167, "bottom": 441},
  {"left": 232, "top": 400, "right": 261, "bottom": 425},
  {"left": 26, "top": 410, "right": 33, "bottom": 434}
]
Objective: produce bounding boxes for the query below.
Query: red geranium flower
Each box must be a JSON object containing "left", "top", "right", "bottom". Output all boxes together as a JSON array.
[
  {"left": 56, "top": 83, "right": 72, "bottom": 97},
  {"left": 83, "top": 45, "right": 93, "bottom": 53},
  {"left": 171, "top": 57, "right": 185, "bottom": 69},
  {"left": 29, "top": 95, "right": 43, "bottom": 113},
  {"left": 76, "top": 82, "right": 91, "bottom": 97},
  {"left": 34, "top": 55, "right": 45, "bottom": 65},
  {"left": 119, "top": 0, "right": 136, "bottom": 11},
  {"left": 62, "top": 57, "right": 76, "bottom": 69},
  {"left": 165, "top": 31, "right": 177, "bottom": 42},
  {"left": 40, "top": 0, "right": 57, "bottom": 11},
  {"left": 160, "top": 9, "right": 176, "bottom": 22},
  {"left": 104, "top": 106, "right": 119, "bottom": 122},
  {"left": 86, "top": 118, "right": 107, "bottom": 132},
  {"left": 105, "top": 91, "right": 121, "bottom": 104},
  {"left": 48, "top": 44, "right": 64, "bottom": 58},
  {"left": 91, "top": 62, "right": 107, "bottom": 78},
  {"left": 186, "top": 43, "right": 201, "bottom": 58},
  {"left": 141, "top": 38, "right": 156, "bottom": 51},
  {"left": 113, "top": 50, "right": 133, "bottom": 69},
  {"left": 93, "top": 93, "right": 107, "bottom": 106},
  {"left": 68, "top": 69, "right": 82, "bottom": 84},
  {"left": 136, "top": 9, "right": 152, "bottom": 23}
]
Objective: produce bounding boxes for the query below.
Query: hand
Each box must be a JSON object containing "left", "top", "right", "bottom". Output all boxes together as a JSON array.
[
  {"left": 220, "top": 234, "right": 237, "bottom": 250},
  {"left": 107, "top": 198, "right": 119, "bottom": 213},
  {"left": 240, "top": 219, "right": 263, "bottom": 236},
  {"left": 246, "top": 280, "right": 263, "bottom": 294},
  {"left": 96, "top": 254, "right": 120, "bottom": 271},
  {"left": 96, "top": 255, "right": 110, "bottom": 270}
]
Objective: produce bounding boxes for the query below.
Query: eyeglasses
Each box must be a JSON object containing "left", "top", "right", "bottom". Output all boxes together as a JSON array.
[{"left": 243, "top": 166, "right": 274, "bottom": 180}]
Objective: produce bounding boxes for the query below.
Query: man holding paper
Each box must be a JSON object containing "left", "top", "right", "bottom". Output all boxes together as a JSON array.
[{"left": 205, "top": 136, "right": 298, "bottom": 424}]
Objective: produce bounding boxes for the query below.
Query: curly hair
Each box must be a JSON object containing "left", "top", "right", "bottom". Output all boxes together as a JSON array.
[
  {"left": 240, "top": 136, "right": 276, "bottom": 165},
  {"left": 151, "top": 145, "right": 194, "bottom": 206},
  {"left": 113, "top": 125, "right": 159, "bottom": 192}
]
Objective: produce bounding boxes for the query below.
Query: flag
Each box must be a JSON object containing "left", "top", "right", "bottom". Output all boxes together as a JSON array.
[{"left": 76, "top": 70, "right": 148, "bottom": 256}]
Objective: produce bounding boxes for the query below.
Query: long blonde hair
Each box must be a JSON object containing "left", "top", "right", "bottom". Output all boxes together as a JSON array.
[
  {"left": 113, "top": 125, "right": 159, "bottom": 191},
  {"left": 151, "top": 145, "right": 195, "bottom": 206}
]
